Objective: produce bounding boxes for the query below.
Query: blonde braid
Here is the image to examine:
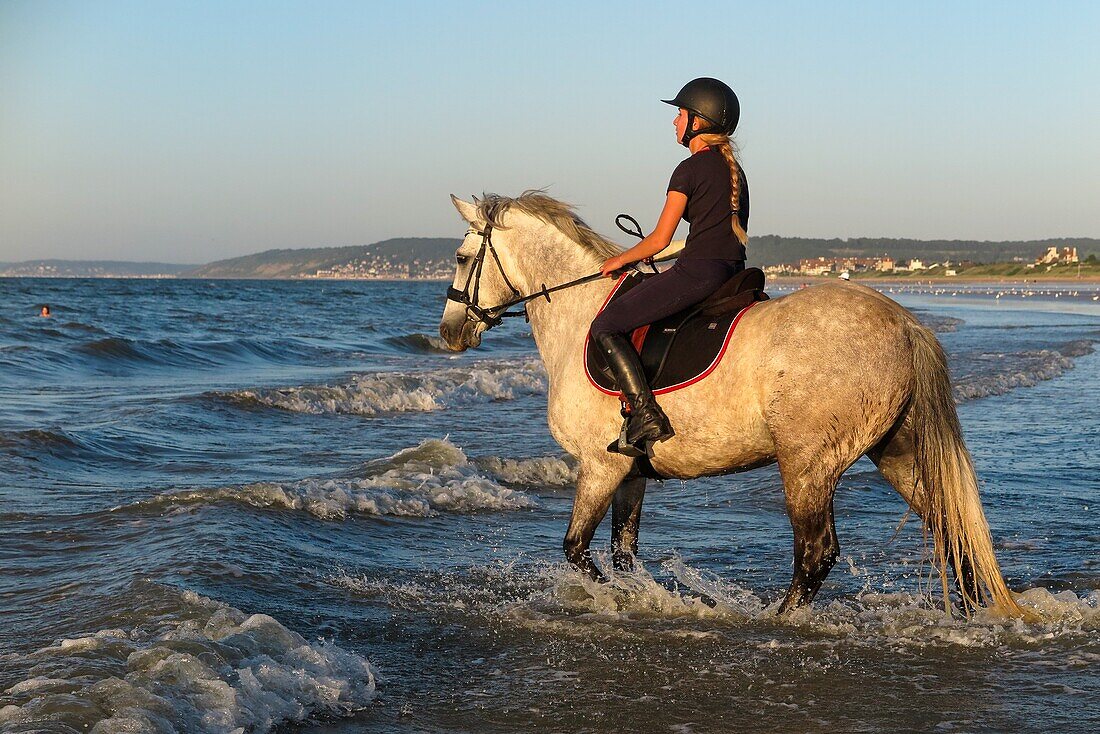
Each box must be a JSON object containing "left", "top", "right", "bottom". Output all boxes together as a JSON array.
[{"left": 697, "top": 132, "right": 748, "bottom": 247}]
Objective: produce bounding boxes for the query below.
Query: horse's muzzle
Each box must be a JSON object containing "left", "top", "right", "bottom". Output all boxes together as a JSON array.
[{"left": 439, "top": 316, "right": 482, "bottom": 352}]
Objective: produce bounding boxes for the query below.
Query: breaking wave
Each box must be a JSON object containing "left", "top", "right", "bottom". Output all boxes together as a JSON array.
[
  {"left": 221, "top": 359, "right": 547, "bottom": 416},
  {"left": 0, "top": 585, "right": 375, "bottom": 734},
  {"left": 115, "top": 439, "right": 564, "bottom": 521},
  {"left": 953, "top": 339, "right": 1095, "bottom": 402}
]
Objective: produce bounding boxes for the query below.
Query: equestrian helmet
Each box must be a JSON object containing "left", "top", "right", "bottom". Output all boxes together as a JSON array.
[{"left": 662, "top": 77, "right": 740, "bottom": 141}]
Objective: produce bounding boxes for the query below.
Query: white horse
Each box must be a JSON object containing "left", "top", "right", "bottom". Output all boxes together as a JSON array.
[{"left": 439, "top": 191, "right": 1026, "bottom": 618}]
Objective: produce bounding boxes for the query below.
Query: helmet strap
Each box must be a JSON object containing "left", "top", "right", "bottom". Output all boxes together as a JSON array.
[
  {"left": 679, "top": 111, "right": 698, "bottom": 147},
  {"left": 680, "top": 111, "right": 714, "bottom": 147}
]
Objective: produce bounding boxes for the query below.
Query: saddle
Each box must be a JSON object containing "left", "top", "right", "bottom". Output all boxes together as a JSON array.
[{"left": 585, "top": 267, "right": 768, "bottom": 395}]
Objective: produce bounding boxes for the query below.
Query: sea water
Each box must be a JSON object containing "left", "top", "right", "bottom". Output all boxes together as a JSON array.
[{"left": 0, "top": 278, "right": 1097, "bottom": 733}]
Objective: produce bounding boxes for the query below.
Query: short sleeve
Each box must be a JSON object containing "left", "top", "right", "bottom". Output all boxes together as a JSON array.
[{"left": 667, "top": 158, "right": 694, "bottom": 195}]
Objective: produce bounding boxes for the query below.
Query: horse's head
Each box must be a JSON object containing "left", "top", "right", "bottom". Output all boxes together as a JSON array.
[{"left": 438, "top": 195, "right": 524, "bottom": 352}]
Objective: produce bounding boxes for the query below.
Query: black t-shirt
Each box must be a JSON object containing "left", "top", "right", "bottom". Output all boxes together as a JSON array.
[{"left": 667, "top": 147, "right": 749, "bottom": 261}]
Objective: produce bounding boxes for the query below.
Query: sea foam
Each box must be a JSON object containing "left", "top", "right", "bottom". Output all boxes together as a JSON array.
[
  {"left": 224, "top": 359, "right": 547, "bottom": 416},
  {"left": 121, "top": 439, "right": 558, "bottom": 521},
  {"left": 0, "top": 589, "right": 375, "bottom": 734},
  {"left": 953, "top": 339, "right": 1094, "bottom": 402},
  {"left": 334, "top": 554, "right": 1100, "bottom": 650}
]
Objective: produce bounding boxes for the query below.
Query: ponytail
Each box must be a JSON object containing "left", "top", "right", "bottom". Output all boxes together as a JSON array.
[{"left": 696, "top": 132, "right": 748, "bottom": 247}]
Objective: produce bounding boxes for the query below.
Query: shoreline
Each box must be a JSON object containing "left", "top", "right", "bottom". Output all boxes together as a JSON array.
[
  {"left": 769, "top": 275, "right": 1100, "bottom": 285},
  {"left": 6, "top": 274, "right": 1100, "bottom": 285}
]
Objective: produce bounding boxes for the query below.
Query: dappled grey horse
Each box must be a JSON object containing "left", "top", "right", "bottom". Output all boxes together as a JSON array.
[{"left": 439, "top": 191, "right": 1026, "bottom": 618}]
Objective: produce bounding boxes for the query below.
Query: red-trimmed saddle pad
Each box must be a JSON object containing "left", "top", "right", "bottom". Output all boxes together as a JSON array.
[{"left": 585, "top": 267, "right": 768, "bottom": 395}]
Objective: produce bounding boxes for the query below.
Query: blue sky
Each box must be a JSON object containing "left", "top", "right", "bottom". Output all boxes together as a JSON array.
[{"left": 1, "top": 1, "right": 1097, "bottom": 263}]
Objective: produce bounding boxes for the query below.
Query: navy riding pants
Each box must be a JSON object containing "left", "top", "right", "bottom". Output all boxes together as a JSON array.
[{"left": 590, "top": 258, "right": 745, "bottom": 338}]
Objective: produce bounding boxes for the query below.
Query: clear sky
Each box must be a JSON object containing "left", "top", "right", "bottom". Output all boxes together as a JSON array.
[{"left": 1, "top": 1, "right": 1097, "bottom": 263}]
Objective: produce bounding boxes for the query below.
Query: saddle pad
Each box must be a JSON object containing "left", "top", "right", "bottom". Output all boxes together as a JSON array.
[{"left": 585, "top": 273, "right": 761, "bottom": 396}]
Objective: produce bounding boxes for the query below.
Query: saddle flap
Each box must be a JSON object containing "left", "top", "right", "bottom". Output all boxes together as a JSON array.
[{"left": 585, "top": 268, "right": 766, "bottom": 396}]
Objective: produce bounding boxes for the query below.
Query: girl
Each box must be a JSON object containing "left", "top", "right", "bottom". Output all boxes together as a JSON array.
[{"left": 590, "top": 77, "right": 749, "bottom": 454}]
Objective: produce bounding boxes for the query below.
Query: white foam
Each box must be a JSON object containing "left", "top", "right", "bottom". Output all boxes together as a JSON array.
[
  {"left": 0, "top": 590, "right": 375, "bottom": 734},
  {"left": 332, "top": 554, "right": 1100, "bottom": 650},
  {"left": 128, "top": 439, "right": 541, "bottom": 520},
  {"left": 477, "top": 455, "right": 577, "bottom": 487},
  {"left": 507, "top": 555, "right": 770, "bottom": 632},
  {"left": 532, "top": 567, "right": 1099, "bottom": 648},
  {"left": 954, "top": 340, "right": 1094, "bottom": 401},
  {"left": 227, "top": 359, "right": 547, "bottom": 416}
]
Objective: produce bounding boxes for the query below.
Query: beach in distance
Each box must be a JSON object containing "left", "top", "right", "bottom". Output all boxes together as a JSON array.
[{"left": 0, "top": 276, "right": 1097, "bottom": 733}]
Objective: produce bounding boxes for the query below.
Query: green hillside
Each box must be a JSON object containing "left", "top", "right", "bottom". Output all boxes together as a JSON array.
[
  {"left": 175, "top": 234, "right": 1100, "bottom": 279},
  {"left": 182, "top": 238, "right": 461, "bottom": 278}
]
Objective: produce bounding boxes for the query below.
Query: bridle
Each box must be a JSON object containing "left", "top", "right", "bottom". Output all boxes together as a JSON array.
[
  {"left": 446, "top": 224, "right": 526, "bottom": 329},
  {"left": 444, "top": 216, "right": 656, "bottom": 332}
]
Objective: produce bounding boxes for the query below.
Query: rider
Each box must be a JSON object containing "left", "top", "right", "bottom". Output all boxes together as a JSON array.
[{"left": 590, "top": 77, "right": 749, "bottom": 454}]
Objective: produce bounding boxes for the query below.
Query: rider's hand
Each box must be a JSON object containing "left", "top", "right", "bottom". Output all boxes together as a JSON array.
[{"left": 601, "top": 255, "right": 628, "bottom": 278}]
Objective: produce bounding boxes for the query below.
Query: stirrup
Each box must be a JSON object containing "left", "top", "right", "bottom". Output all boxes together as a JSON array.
[
  {"left": 607, "top": 438, "right": 650, "bottom": 458},
  {"left": 606, "top": 415, "right": 651, "bottom": 458}
]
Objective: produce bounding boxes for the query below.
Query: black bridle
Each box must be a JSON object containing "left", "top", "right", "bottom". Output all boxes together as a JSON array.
[{"left": 445, "top": 216, "right": 656, "bottom": 331}]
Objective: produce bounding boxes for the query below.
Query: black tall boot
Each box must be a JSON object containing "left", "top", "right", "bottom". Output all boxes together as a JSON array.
[{"left": 593, "top": 332, "right": 675, "bottom": 452}]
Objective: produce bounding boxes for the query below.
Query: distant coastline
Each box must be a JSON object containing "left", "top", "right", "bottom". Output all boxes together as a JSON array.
[
  {"left": 5, "top": 234, "right": 1098, "bottom": 281},
  {"left": 773, "top": 274, "right": 1100, "bottom": 284}
]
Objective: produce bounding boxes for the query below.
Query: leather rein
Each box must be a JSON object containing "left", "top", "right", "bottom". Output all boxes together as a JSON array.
[{"left": 445, "top": 215, "right": 654, "bottom": 331}]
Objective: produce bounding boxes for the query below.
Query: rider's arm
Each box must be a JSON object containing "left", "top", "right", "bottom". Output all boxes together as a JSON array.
[{"left": 600, "top": 192, "right": 688, "bottom": 276}]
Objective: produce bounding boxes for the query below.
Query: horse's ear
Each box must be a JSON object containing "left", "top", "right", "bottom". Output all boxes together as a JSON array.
[{"left": 450, "top": 195, "right": 479, "bottom": 224}]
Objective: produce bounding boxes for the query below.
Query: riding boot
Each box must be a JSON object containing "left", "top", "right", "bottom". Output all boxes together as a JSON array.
[{"left": 593, "top": 332, "right": 675, "bottom": 452}]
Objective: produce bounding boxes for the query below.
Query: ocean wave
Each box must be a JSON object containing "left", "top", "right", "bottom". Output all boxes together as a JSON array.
[
  {"left": 64, "top": 335, "right": 322, "bottom": 371},
  {"left": 476, "top": 455, "right": 577, "bottom": 487},
  {"left": 0, "top": 428, "right": 79, "bottom": 452},
  {"left": 118, "top": 439, "right": 548, "bottom": 521},
  {"left": 953, "top": 339, "right": 1095, "bottom": 402},
  {"left": 383, "top": 332, "right": 454, "bottom": 354},
  {"left": 0, "top": 586, "right": 375, "bottom": 734},
  {"left": 914, "top": 311, "right": 964, "bottom": 333},
  {"left": 222, "top": 360, "right": 547, "bottom": 416},
  {"left": 59, "top": 320, "right": 108, "bottom": 335},
  {"left": 0, "top": 426, "right": 167, "bottom": 468}
]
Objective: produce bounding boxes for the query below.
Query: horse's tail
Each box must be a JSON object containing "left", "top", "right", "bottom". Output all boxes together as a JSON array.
[{"left": 907, "top": 321, "right": 1029, "bottom": 619}]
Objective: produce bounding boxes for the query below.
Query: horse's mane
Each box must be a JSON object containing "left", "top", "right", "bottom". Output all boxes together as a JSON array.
[{"left": 475, "top": 190, "right": 623, "bottom": 259}]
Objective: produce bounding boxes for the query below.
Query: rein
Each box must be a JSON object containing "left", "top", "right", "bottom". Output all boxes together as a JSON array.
[{"left": 445, "top": 215, "right": 658, "bottom": 331}]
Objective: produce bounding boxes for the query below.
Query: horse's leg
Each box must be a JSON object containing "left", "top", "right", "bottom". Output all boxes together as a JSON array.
[
  {"left": 868, "top": 419, "right": 978, "bottom": 612},
  {"left": 611, "top": 474, "right": 646, "bottom": 572},
  {"left": 563, "top": 461, "right": 631, "bottom": 581},
  {"left": 775, "top": 458, "right": 841, "bottom": 614}
]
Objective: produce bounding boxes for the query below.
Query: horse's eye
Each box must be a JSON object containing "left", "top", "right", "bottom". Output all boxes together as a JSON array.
[{"left": 456, "top": 255, "right": 469, "bottom": 265}]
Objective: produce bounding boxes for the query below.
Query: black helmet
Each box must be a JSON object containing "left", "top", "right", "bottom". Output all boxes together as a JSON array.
[{"left": 662, "top": 77, "right": 740, "bottom": 146}]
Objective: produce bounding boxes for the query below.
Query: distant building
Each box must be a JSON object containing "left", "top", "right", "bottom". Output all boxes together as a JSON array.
[
  {"left": 1037, "top": 246, "right": 1078, "bottom": 265},
  {"left": 766, "top": 255, "right": 896, "bottom": 277},
  {"left": 798, "top": 257, "right": 835, "bottom": 276}
]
